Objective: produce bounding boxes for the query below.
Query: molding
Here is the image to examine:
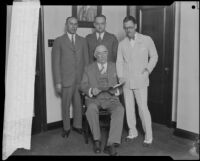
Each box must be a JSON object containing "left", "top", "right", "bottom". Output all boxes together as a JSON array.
[
  {"left": 40, "top": 6, "right": 47, "bottom": 132},
  {"left": 169, "top": 121, "right": 177, "bottom": 128},
  {"left": 173, "top": 128, "right": 199, "bottom": 141},
  {"left": 47, "top": 119, "right": 73, "bottom": 130}
]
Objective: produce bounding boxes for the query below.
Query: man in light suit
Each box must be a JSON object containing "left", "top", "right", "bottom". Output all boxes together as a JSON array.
[
  {"left": 52, "top": 17, "right": 89, "bottom": 138},
  {"left": 80, "top": 45, "right": 124, "bottom": 156},
  {"left": 86, "top": 15, "right": 118, "bottom": 63},
  {"left": 116, "top": 16, "right": 158, "bottom": 146}
]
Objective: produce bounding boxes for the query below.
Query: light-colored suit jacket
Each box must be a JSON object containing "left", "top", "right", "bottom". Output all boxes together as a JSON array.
[
  {"left": 116, "top": 33, "right": 158, "bottom": 89},
  {"left": 52, "top": 33, "right": 89, "bottom": 87}
]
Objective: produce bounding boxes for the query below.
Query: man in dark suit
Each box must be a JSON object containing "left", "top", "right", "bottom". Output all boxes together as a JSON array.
[
  {"left": 52, "top": 17, "right": 89, "bottom": 138},
  {"left": 86, "top": 15, "right": 118, "bottom": 63},
  {"left": 80, "top": 45, "right": 124, "bottom": 156}
]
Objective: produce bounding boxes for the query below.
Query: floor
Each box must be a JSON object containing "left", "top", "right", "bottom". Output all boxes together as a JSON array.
[{"left": 13, "top": 123, "right": 199, "bottom": 159}]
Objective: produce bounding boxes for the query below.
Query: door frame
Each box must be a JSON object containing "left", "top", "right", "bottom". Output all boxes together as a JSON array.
[
  {"left": 32, "top": 6, "right": 47, "bottom": 134},
  {"left": 136, "top": 5, "right": 175, "bottom": 127}
]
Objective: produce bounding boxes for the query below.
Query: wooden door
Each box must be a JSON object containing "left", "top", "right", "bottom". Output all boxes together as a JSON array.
[
  {"left": 136, "top": 5, "right": 175, "bottom": 126},
  {"left": 32, "top": 8, "right": 47, "bottom": 135}
]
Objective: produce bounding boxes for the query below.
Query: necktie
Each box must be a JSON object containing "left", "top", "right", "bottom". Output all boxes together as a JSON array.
[
  {"left": 71, "top": 34, "right": 75, "bottom": 47},
  {"left": 97, "top": 33, "right": 102, "bottom": 44},
  {"left": 100, "top": 64, "right": 105, "bottom": 74}
]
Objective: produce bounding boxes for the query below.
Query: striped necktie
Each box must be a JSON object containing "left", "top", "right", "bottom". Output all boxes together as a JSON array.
[
  {"left": 100, "top": 64, "right": 105, "bottom": 74},
  {"left": 71, "top": 34, "right": 75, "bottom": 47}
]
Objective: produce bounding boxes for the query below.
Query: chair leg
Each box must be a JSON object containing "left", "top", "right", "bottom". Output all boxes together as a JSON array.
[{"left": 83, "top": 115, "right": 89, "bottom": 144}]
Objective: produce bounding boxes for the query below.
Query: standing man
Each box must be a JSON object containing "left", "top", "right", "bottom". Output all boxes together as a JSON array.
[
  {"left": 116, "top": 16, "right": 158, "bottom": 146},
  {"left": 52, "top": 17, "right": 89, "bottom": 138},
  {"left": 86, "top": 14, "right": 118, "bottom": 63}
]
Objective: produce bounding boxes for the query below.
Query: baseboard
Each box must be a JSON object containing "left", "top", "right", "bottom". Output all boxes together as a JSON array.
[
  {"left": 170, "top": 121, "right": 177, "bottom": 128},
  {"left": 47, "top": 119, "right": 73, "bottom": 130},
  {"left": 173, "top": 128, "right": 199, "bottom": 141}
]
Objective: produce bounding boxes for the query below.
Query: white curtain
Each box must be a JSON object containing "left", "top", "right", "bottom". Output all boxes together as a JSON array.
[{"left": 3, "top": 1, "right": 40, "bottom": 160}]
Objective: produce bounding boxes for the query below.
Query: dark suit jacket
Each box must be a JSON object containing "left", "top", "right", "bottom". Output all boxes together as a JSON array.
[
  {"left": 80, "top": 61, "right": 122, "bottom": 108},
  {"left": 52, "top": 33, "right": 89, "bottom": 87},
  {"left": 86, "top": 31, "right": 118, "bottom": 63}
]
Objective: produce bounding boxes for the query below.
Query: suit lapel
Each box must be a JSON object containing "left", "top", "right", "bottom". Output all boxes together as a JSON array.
[
  {"left": 102, "top": 32, "right": 108, "bottom": 42},
  {"left": 74, "top": 35, "right": 81, "bottom": 53},
  {"left": 107, "top": 62, "right": 112, "bottom": 87},
  {"left": 123, "top": 38, "right": 132, "bottom": 61}
]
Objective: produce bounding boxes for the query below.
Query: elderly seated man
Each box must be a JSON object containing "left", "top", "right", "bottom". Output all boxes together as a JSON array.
[{"left": 80, "top": 44, "right": 124, "bottom": 156}]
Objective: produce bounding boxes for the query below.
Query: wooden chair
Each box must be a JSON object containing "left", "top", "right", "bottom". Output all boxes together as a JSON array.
[{"left": 80, "top": 92, "right": 111, "bottom": 144}]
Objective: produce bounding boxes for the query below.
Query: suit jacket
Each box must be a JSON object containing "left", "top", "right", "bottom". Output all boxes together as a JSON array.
[
  {"left": 52, "top": 33, "right": 89, "bottom": 87},
  {"left": 86, "top": 31, "right": 118, "bottom": 63},
  {"left": 80, "top": 62, "right": 122, "bottom": 108},
  {"left": 116, "top": 33, "right": 158, "bottom": 89}
]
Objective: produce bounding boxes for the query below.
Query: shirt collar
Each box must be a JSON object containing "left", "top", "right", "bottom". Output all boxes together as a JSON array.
[
  {"left": 67, "top": 32, "right": 75, "bottom": 41},
  {"left": 128, "top": 32, "right": 138, "bottom": 41},
  {"left": 96, "top": 32, "right": 105, "bottom": 39},
  {"left": 97, "top": 62, "right": 107, "bottom": 69}
]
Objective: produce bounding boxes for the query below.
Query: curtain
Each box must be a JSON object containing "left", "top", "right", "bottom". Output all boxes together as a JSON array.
[{"left": 3, "top": 1, "right": 40, "bottom": 159}]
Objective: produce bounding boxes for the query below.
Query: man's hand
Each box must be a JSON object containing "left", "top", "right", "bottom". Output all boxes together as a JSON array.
[
  {"left": 118, "top": 77, "right": 126, "bottom": 84},
  {"left": 142, "top": 68, "right": 150, "bottom": 79},
  {"left": 92, "top": 88, "right": 101, "bottom": 96},
  {"left": 55, "top": 83, "right": 62, "bottom": 94},
  {"left": 142, "top": 68, "right": 150, "bottom": 75}
]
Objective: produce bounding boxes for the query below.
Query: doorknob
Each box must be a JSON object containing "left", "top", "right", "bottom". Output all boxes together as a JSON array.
[
  {"left": 164, "top": 67, "right": 169, "bottom": 74},
  {"left": 164, "top": 67, "right": 169, "bottom": 71}
]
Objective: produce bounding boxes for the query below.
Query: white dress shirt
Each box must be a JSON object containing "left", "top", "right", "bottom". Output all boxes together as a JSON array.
[
  {"left": 88, "top": 62, "right": 120, "bottom": 97},
  {"left": 67, "top": 32, "right": 75, "bottom": 44}
]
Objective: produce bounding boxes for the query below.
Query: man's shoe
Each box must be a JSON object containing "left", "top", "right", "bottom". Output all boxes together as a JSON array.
[
  {"left": 61, "top": 129, "right": 70, "bottom": 138},
  {"left": 103, "top": 144, "right": 117, "bottom": 156},
  {"left": 94, "top": 140, "right": 101, "bottom": 154},
  {"left": 143, "top": 138, "right": 153, "bottom": 147},
  {"left": 125, "top": 134, "right": 138, "bottom": 142},
  {"left": 72, "top": 127, "right": 83, "bottom": 134}
]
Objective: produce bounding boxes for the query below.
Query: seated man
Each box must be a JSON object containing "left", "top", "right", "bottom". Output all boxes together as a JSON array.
[{"left": 80, "top": 45, "right": 124, "bottom": 156}]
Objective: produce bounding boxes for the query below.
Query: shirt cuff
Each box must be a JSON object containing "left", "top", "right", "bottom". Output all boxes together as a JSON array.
[
  {"left": 115, "top": 88, "right": 120, "bottom": 96},
  {"left": 88, "top": 88, "right": 93, "bottom": 97}
]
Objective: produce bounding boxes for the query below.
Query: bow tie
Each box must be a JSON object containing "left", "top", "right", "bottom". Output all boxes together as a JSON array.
[{"left": 129, "top": 37, "right": 135, "bottom": 41}]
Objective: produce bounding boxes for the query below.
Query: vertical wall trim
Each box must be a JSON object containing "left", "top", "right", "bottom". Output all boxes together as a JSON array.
[
  {"left": 172, "top": 2, "right": 181, "bottom": 122},
  {"left": 40, "top": 6, "right": 47, "bottom": 131}
]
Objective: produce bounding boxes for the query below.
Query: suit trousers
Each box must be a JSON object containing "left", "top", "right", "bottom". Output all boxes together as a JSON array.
[
  {"left": 85, "top": 100, "right": 124, "bottom": 145},
  {"left": 123, "top": 87, "right": 152, "bottom": 140},
  {"left": 61, "top": 85, "right": 82, "bottom": 131}
]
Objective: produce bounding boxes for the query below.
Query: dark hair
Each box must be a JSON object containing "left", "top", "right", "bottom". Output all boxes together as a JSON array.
[
  {"left": 94, "top": 14, "right": 106, "bottom": 22},
  {"left": 66, "top": 16, "right": 77, "bottom": 24},
  {"left": 123, "top": 16, "right": 137, "bottom": 24}
]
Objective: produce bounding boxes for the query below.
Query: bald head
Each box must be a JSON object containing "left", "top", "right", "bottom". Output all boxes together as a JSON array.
[{"left": 94, "top": 45, "right": 108, "bottom": 64}]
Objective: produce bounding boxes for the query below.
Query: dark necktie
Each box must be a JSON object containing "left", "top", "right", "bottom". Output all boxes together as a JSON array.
[
  {"left": 97, "top": 34, "right": 102, "bottom": 44},
  {"left": 71, "top": 34, "right": 75, "bottom": 47}
]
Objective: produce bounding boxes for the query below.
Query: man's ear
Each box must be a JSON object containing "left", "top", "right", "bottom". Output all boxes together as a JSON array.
[{"left": 135, "top": 24, "right": 137, "bottom": 30}]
